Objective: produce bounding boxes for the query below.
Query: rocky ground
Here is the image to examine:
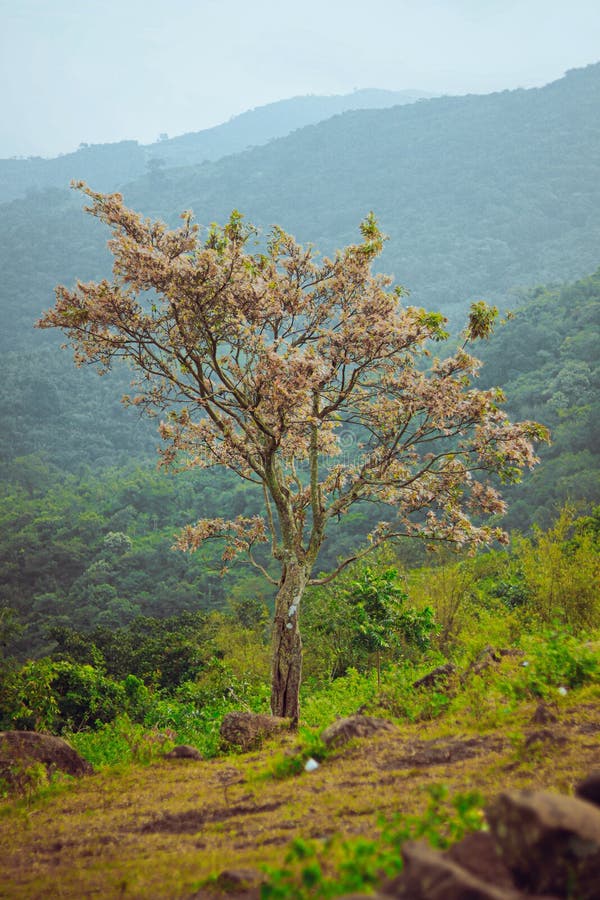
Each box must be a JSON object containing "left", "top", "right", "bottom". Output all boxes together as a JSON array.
[{"left": 0, "top": 697, "right": 599, "bottom": 899}]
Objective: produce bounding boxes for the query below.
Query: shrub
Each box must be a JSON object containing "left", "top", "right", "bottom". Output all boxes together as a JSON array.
[
  {"left": 513, "top": 505, "right": 600, "bottom": 628},
  {"left": 260, "top": 784, "right": 485, "bottom": 898},
  {"left": 516, "top": 626, "right": 600, "bottom": 698},
  {"left": 0, "top": 659, "right": 150, "bottom": 733}
]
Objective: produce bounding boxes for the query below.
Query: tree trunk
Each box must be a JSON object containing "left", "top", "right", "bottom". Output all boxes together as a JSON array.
[{"left": 270, "top": 558, "right": 308, "bottom": 720}]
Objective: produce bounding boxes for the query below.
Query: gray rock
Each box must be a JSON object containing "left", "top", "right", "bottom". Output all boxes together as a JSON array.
[
  {"left": 219, "top": 711, "right": 292, "bottom": 752},
  {"left": 385, "top": 840, "right": 522, "bottom": 899},
  {"left": 0, "top": 730, "right": 93, "bottom": 792},
  {"left": 320, "top": 715, "right": 396, "bottom": 748},
  {"left": 163, "top": 744, "right": 202, "bottom": 760},
  {"left": 486, "top": 789, "right": 600, "bottom": 899}
]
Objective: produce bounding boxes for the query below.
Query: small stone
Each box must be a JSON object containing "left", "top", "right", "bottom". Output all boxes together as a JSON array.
[
  {"left": 320, "top": 715, "right": 397, "bottom": 748},
  {"left": 163, "top": 744, "right": 202, "bottom": 760},
  {"left": 220, "top": 711, "right": 292, "bottom": 752},
  {"left": 304, "top": 757, "right": 319, "bottom": 772},
  {"left": 212, "top": 867, "right": 266, "bottom": 892}
]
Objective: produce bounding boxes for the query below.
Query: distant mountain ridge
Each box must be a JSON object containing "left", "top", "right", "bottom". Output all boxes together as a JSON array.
[
  {"left": 0, "top": 88, "right": 433, "bottom": 204},
  {"left": 2, "top": 63, "right": 599, "bottom": 355},
  {"left": 0, "top": 65, "right": 598, "bottom": 600},
  {"left": 116, "top": 62, "right": 600, "bottom": 317}
]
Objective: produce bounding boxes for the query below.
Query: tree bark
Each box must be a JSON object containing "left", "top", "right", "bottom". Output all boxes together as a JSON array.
[{"left": 270, "top": 558, "right": 308, "bottom": 720}]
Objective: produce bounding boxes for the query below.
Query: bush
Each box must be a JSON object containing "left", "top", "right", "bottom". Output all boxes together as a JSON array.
[
  {"left": 515, "top": 627, "right": 600, "bottom": 698},
  {"left": 513, "top": 505, "right": 600, "bottom": 628},
  {"left": 0, "top": 659, "right": 150, "bottom": 733}
]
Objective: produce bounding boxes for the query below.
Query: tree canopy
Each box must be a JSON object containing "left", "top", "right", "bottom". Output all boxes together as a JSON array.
[{"left": 38, "top": 184, "right": 547, "bottom": 717}]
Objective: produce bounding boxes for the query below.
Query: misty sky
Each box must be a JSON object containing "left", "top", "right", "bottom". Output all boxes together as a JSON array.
[{"left": 1, "top": 0, "right": 599, "bottom": 158}]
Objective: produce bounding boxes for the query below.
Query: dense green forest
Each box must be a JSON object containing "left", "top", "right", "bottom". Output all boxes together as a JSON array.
[
  {"left": 1, "top": 69, "right": 599, "bottom": 899},
  {"left": 0, "top": 64, "right": 598, "bottom": 718},
  {"left": 478, "top": 268, "right": 600, "bottom": 530},
  {"left": 1, "top": 266, "right": 598, "bottom": 659}
]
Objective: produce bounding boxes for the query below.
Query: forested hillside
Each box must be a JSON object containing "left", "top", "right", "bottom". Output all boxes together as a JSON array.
[
  {"left": 124, "top": 62, "right": 600, "bottom": 317},
  {"left": 0, "top": 88, "right": 430, "bottom": 204},
  {"left": 2, "top": 63, "right": 600, "bottom": 357},
  {"left": 478, "top": 268, "right": 600, "bottom": 530},
  {"left": 1, "top": 66, "right": 599, "bottom": 658},
  {"left": 1, "top": 266, "right": 597, "bottom": 657}
]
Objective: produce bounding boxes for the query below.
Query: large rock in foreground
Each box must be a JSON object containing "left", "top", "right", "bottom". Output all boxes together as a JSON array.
[
  {"left": 387, "top": 839, "right": 523, "bottom": 899},
  {"left": 486, "top": 789, "right": 600, "bottom": 900},
  {"left": 219, "top": 712, "right": 292, "bottom": 751},
  {"left": 337, "top": 780, "right": 600, "bottom": 900},
  {"left": 0, "top": 730, "right": 93, "bottom": 792}
]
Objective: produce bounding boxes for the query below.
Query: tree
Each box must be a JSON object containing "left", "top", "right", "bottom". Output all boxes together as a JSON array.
[
  {"left": 37, "top": 183, "right": 548, "bottom": 719},
  {"left": 346, "top": 565, "right": 435, "bottom": 687}
]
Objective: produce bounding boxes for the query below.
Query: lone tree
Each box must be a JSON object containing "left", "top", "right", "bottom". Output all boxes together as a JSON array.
[{"left": 38, "top": 184, "right": 547, "bottom": 718}]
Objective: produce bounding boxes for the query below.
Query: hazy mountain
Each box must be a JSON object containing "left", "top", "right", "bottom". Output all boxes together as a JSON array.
[
  {"left": 1, "top": 65, "right": 598, "bottom": 518},
  {"left": 3, "top": 63, "right": 599, "bottom": 354},
  {"left": 122, "top": 63, "right": 600, "bottom": 320},
  {"left": 4, "top": 62, "right": 599, "bottom": 357},
  {"left": 0, "top": 89, "right": 432, "bottom": 204}
]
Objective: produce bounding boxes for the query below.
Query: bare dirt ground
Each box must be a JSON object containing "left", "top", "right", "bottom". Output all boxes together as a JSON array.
[{"left": 1, "top": 700, "right": 599, "bottom": 899}]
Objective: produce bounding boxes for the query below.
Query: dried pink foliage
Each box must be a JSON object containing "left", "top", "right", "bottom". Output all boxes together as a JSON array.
[{"left": 38, "top": 185, "right": 548, "bottom": 579}]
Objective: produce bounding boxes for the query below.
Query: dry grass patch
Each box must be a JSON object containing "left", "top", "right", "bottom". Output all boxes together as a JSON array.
[{"left": 1, "top": 698, "right": 598, "bottom": 899}]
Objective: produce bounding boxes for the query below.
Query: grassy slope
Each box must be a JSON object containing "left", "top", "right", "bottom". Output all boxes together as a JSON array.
[{"left": 1, "top": 687, "right": 599, "bottom": 898}]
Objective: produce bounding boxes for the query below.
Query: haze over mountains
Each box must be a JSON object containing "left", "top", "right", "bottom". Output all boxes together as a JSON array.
[
  {"left": 0, "top": 65, "right": 598, "bottom": 632},
  {"left": 0, "top": 88, "right": 432, "bottom": 204},
  {"left": 0, "top": 62, "right": 597, "bottom": 434},
  {"left": 3, "top": 62, "right": 599, "bottom": 355}
]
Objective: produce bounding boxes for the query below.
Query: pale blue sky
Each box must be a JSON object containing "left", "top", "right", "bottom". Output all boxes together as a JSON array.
[{"left": 1, "top": 0, "right": 599, "bottom": 158}]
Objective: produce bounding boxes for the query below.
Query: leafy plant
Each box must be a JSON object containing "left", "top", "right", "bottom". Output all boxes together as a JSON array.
[
  {"left": 513, "top": 505, "right": 600, "bottom": 628},
  {"left": 265, "top": 727, "right": 329, "bottom": 780},
  {"left": 516, "top": 626, "right": 599, "bottom": 698},
  {"left": 260, "top": 784, "right": 485, "bottom": 898},
  {"left": 347, "top": 566, "right": 436, "bottom": 686}
]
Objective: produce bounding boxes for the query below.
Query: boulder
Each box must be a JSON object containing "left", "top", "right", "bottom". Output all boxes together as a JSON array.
[
  {"left": 163, "top": 744, "right": 202, "bottom": 760},
  {"left": 576, "top": 772, "right": 600, "bottom": 807},
  {"left": 0, "top": 730, "right": 93, "bottom": 792},
  {"left": 320, "top": 715, "right": 397, "bottom": 748},
  {"left": 219, "top": 712, "right": 292, "bottom": 751},
  {"left": 384, "top": 840, "right": 522, "bottom": 899},
  {"left": 446, "top": 830, "right": 516, "bottom": 888},
  {"left": 412, "top": 664, "right": 456, "bottom": 690},
  {"left": 486, "top": 789, "right": 600, "bottom": 899},
  {"left": 213, "top": 867, "right": 266, "bottom": 891}
]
